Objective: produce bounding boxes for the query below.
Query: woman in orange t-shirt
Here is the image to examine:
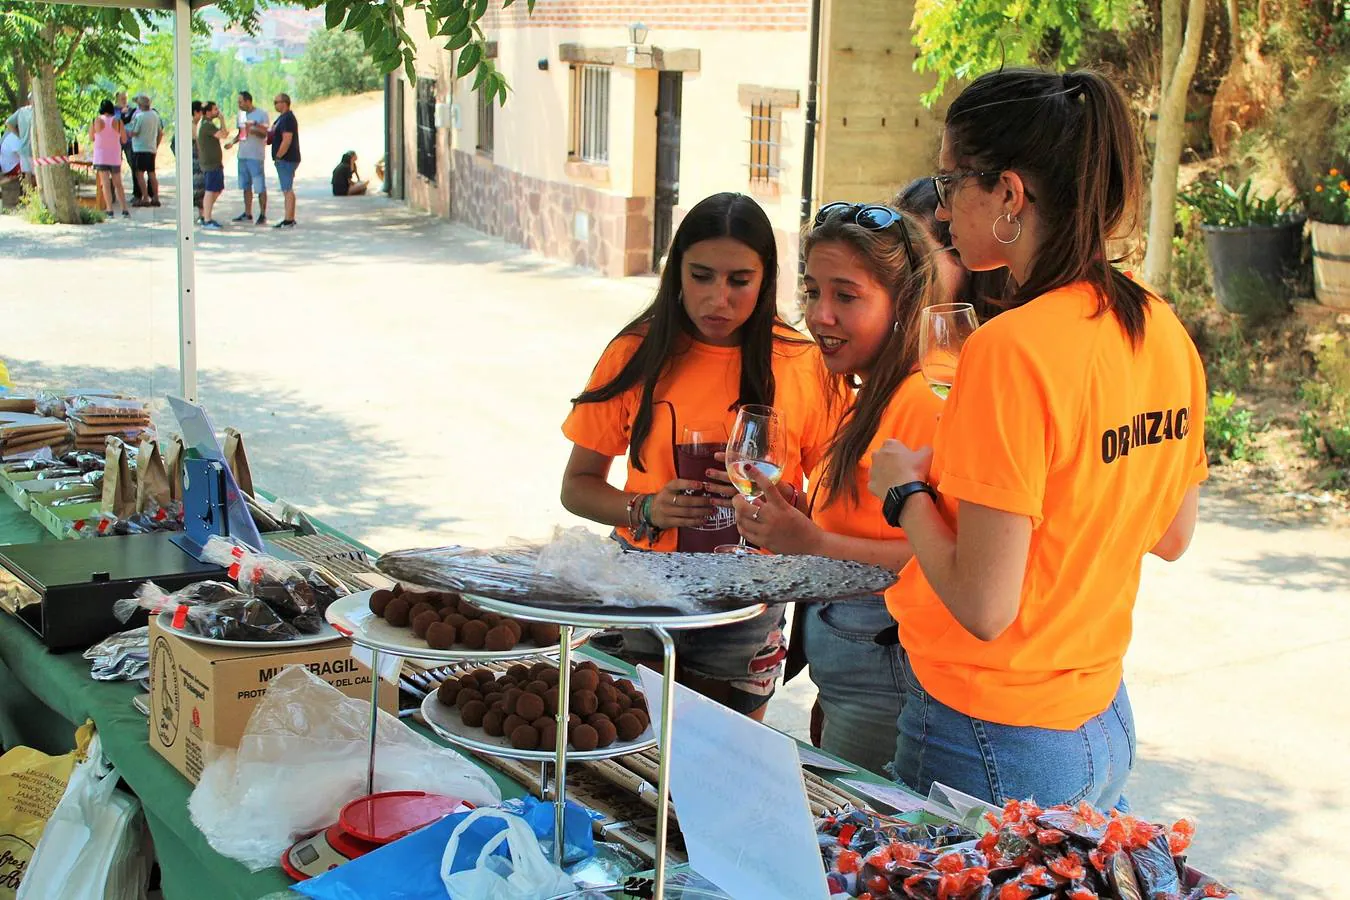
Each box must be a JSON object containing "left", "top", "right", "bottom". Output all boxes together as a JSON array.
[
  {"left": 732, "top": 202, "right": 943, "bottom": 774},
  {"left": 561, "top": 192, "right": 834, "bottom": 719},
  {"left": 868, "top": 69, "right": 1208, "bottom": 809}
]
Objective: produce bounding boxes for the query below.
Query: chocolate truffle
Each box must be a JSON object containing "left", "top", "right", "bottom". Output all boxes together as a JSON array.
[
  {"left": 543, "top": 692, "right": 558, "bottom": 716},
  {"left": 600, "top": 702, "right": 622, "bottom": 721},
  {"left": 506, "top": 664, "right": 531, "bottom": 682},
  {"left": 459, "top": 602, "right": 483, "bottom": 620},
  {"left": 615, "top": 693, "right": 633, "bottom": 711},
  {"left": 422, "top": 591, "right": 444, "bottom": 607},
  {"left": 586, "top": 713, "right": 611, "bottom": 730},
  {"left": 436, "top": 681, "right": 459, "bottom": 706},
  {"left": 458, "top": 674, "right": 480, "bottom": 692},
  {"left": 616, "top": 713, "right": 645, "bottom": 741},
  {"left": 501, "top": 619, "right": 523, "bottom": 642},
  {"left": 630, "top": 709, "right": 651, "bottom": 731},
  {"left": 569, "top": 723, "right": 598, "bottom": 752},
  {"left": 509, "top": 724, "right": 539, "bottom": 750},
  {"left": 460, "top": 619, "right": 489, "bottom": 650},
  {"left": 369, "top": 589, "right": 394, "bottom": 615},
  {"left": 473, "top": 669, "right": 496, "bottom": 684},
  {"left": 592, "top": 717, "right": 618, "bottom": 748},
  {"left": 461, "top": 700, "right": 488, "bottom": 728},
  {"left": 484, "top": 625, "right": 517, "bottom": 652},
  {"left": 540, "top": 668, "right": 560, "bottom": 686},
  {"left": 503, "top": 688, "right": 524, "bottom": 714},
  {"left": 390, "top": 583, "right": 405, "bottom": 597},
  {"left": 444, "top": 591, "right": 464, "bottom": 606},
  {"left": 383, "top": 597, "right": 411, "bottom": 626},
  {"left": 482, "top": 709, "right": 506, "bottom": 737},
  {"left": 480, "top": 612, "right": 501, "bottom": 627},
  {"left": 529, "top": 622, "right": 561, "bottom": 645},
  {"left": 426, "top": 622, "right": 456, "bottom": 650},
  {"left": 568, "top": 713, "right": 581, "bottom": 728},
  {"left": 529, "top": 662, "right": 552, "bottom": 679},
  {"left": 596, "top": 683, "right": 619, "bottom": 706},
  {"left": 456, "top": 689, "right": 483, "bottom": 710},
  {"left": 571, "top": 690, "right": 599, "bottom": 716},
  {"left": 571, "top": 669, "right": 600, "bottom": 693},
  {"left": 503, "top": 714, "right": 527, "bottom": 736},
  {"left": 537, "top": 719, "right": 557, "bottom": 750},
  {"left": 411, "top": 610, "right": 440, "bottom": 639},
  {"left": 408, "top": 602, "right": 437, "bottom": 622},
  {"left": 483, "top": 692, "right": 505, "bottom": 709},
  {"left": 576, "top": 661, "right": 599, "bottom": 673},
  {"left": 515, "top": 692, "right": 545, "bottom": 722},
  {"left": 446, "top": 613, "right": 469, "bottom": 630},
  {"left": 525, "top": 680, "right": 550, "bottom": 697},
  {"left": 440, "top": 608, "right": 459, "bottom": 624}
]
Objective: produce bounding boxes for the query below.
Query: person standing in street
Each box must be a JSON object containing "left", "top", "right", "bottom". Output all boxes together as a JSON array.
[
  {"left": 226, "top": 90, "right": 269, "bottom": 225},
  {"left": 270, "top": 93, "right": 300, "bottom": 229},
  {"left": 3, "top": 97, "right": 34, "bottom": 188},
  {"left": 127, "top": 94, "right": 162, "bottom": 207},
  {"left": 90, "top": 99, "right": 130, "bottom": 218},
  {"left": 114, "top": 91, "right": 138, "bottom": 202},
  {"left": 197, "top": 102, "right": 229, "bottom": 230}
]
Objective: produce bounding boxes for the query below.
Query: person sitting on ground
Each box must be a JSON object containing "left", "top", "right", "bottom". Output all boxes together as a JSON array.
[{"left": 331, "top": 151, "right": 368, "bottom": 196}]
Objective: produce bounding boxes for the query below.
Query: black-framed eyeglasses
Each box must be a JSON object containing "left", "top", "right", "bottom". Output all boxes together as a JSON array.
[
  {"left": 814, "top": 201, "right": 918, "bottom": 273},
  {"left": 931, "top": 171, "right": 1001, "bottom": 209}
]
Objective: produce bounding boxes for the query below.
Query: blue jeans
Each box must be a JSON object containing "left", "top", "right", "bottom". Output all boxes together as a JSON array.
[
  {"left": 801, "top": 596, "right": 903, "bottom": 776},
  {"left": 893, "top": 650, "right": 1135, "bottom": 810}
]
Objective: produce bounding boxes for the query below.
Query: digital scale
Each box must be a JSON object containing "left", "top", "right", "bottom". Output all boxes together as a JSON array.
[{"left": 0, "top": 398, "right": 290, "bottom": 650}]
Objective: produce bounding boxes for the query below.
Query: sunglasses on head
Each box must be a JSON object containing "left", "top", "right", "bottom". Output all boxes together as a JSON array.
[{"left": 814, "top": 202, "right": 918, "bottom": 273}]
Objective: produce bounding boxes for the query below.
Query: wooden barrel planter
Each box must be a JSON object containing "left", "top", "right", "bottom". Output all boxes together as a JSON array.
[{"left": 1311, "top": 221, "right": 1350, "bottom": 310}]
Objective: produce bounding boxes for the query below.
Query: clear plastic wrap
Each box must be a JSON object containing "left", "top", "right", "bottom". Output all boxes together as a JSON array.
[
  {"left": 188, "top": 665, "right": 501, "bottom": 872},
  {"left": 200, "top": 535, "right": 348, "bottom": 633},
  {"left": 116, "top": 581, "right": 301, "bottom": 641},
  {"left": 82, "top": 627, "right": 150, "bottom": 681}
]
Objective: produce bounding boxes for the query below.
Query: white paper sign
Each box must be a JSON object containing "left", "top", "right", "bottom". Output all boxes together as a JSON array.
[
  {"left": 637, "top": 666, "right": 829, "bottom": 900},
  {"left": 838, "top": 778, "right": 926, "bottom": 814},
  {"left": 349, "top": 644, "right": 403, "bottom": 684},
  {"left": 796, "top": 745, "right": 857, "bottom": 774}
]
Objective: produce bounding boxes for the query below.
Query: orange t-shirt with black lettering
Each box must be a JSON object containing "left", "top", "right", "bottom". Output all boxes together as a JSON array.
[
  {"left": 563, "top": 328, "right": 834, "bottom": 552},
  {"left": 886, "top": 282, "right": 1208, "bottom": 730},
  {"left": 811, "top": 372, "right": 943, "bottom": 540}
]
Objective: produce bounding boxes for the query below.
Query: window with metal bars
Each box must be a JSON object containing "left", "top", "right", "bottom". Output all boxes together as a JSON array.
[
  {"left": 476, "top": 86, "right": 494, "bottom": 156},
  {"left": 415, "top": 78, "right": 437, "bottom": 183},
  {"left": 747, "top": 101, "right": 781, "bottom": 185},
  {"left": 569, "top": 64, "right": 610, "bottom": 164}
]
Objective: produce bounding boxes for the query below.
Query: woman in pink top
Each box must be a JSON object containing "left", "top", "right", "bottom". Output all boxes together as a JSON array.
[{"left": 90, "top": 99, "right": 130, "bottom": 217}]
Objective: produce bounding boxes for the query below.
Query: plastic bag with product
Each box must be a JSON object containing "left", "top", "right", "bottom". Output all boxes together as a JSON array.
[
  {"left": 114, "top": 580, "right": 301, "bottom": 642},
  {"left": 200, "top": 535, "right": 348, "bottom": 633},
  {"left": 188, "top": 665, "right": 501, "bottom": 872}
]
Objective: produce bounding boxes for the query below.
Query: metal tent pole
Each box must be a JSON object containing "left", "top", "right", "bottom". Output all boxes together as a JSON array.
[{"left": 173, "top": 0, "right": 198, "bottom": 402}]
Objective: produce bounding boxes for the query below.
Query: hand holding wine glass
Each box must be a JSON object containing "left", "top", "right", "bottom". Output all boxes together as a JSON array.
[
  {"left": 715, "top": 404, "right": 785, "bottom": 554},
  {"left": 919, "top": 303, "right": 979, "bottom": 400}
]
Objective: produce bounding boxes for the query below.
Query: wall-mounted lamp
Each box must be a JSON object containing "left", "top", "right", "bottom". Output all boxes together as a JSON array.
[
  {"left": 537, "top": 57, "right": 549, "bottom": 71},
  {"left": 628, "top": 21, "right": 649, "bottom": 46}
]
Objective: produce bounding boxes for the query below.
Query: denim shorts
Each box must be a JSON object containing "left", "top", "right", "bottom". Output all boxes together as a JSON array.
[
  {"left": 605, "top": 606, "right": 787, "bottom": 715},
  {"left": 275, "top": 159, "right": 298, "bottom": 193},
  {"left": 94, "top": 163, "right": 120, "bottom": 174},
  {"left": 893, "top": 650, "right": 1136, "bottom": 810},
  {"left": 801, "top": 596, "right": 904, "bottom": 776},
  {"left": 202, "top": 168, "right": 224, "bottom": 193},
  {"left": 237, "top": 156, "right": 265, "bottom": 192}
]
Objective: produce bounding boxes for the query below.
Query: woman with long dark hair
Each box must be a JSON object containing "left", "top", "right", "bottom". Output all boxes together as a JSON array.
[
  {"left": 869, "top": 69, "right": 1208, "bottom": 808},
  {"left": 893, "top": 177, "right": 1008, "bottom": 322},
  {"left": 562, "top": 192, "right": 836, "bottom": 719},
  {"left": 732, "top": 202, "right": 943, "bottom": 773}
]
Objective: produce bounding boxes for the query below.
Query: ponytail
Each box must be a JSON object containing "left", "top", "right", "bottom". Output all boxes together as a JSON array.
[{"left": 946, "top": 68, "right": 1150, "bottom": 346}]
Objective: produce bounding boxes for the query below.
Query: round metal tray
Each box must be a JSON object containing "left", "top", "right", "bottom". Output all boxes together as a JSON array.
[
  {"left": 327, "top": 590, "right": 597, "bottom": 661},
  {"left": 420, "top": 691, "right": 657, "bottom": 762},
  {"left": 462, "top": 593, "right": 769, "bottom": 632}
]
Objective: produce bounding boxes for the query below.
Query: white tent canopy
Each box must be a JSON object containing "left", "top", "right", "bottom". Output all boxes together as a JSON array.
[{"left": 40, "top": 0, "right": 204, "bottom": 401}]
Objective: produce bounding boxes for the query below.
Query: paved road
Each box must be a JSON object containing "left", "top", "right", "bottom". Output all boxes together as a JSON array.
[{"left": 3, "top": 102, "right": 1345, "bottom": 897}]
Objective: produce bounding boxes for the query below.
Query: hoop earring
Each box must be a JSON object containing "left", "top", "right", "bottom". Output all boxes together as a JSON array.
[{"left": 993, "top": 213, "right": 1022, "bottom": 245}]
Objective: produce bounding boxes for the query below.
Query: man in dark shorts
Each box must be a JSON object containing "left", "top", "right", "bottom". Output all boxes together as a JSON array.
[
  {"left": 127, "top": 94, "right": 162, "bottom": 207},
  {"left": 197, "top": 102, "right": 229, "bottom": 229}
]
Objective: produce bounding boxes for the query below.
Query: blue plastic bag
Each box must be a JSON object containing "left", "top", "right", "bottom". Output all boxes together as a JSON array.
[{"left": 294, "top": 798, "right": 594, "bottom": 900}]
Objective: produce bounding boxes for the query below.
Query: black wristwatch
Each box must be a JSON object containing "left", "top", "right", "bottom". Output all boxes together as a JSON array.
[{"left": 882, "top": 481, "right": 937, "bottom": 527}]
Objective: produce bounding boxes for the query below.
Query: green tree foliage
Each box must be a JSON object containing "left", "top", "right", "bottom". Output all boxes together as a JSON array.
[
  {"left": 294, "top": 0, "right": 535, "bottom": 105},
  {"left": 296, "top": 27, "right": 380, "bottom": 100},
  {"left": 910, "top": 0, "right": 1134, "bottom": 105}
]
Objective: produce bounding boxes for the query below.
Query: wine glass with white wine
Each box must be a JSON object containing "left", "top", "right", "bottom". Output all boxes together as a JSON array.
[
  {"left": 714, "top": 405, "right": 784, "bottom": 555},
  {"left": 919, "top": 303, "right": 979, "bottom": 400}
]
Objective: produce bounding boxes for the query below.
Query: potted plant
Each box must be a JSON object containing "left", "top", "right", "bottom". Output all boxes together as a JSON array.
[
  {"left": 1306, "top": 167, "right": 1350, "bottom": 310},
  {"left": 1179, "top": 178, "right": 1305, "bottom": 320}
]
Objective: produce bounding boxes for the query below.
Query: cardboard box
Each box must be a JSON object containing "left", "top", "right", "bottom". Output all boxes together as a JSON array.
[{"left": 149, "top": 617, "right": 397, "bottom": 784}]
